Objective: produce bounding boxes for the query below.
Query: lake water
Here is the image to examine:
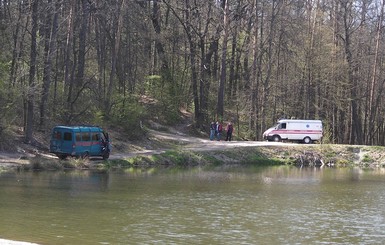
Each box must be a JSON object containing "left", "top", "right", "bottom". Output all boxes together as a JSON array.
[{"left": 1, "top": 166, "right": 385, "bottom": 245}]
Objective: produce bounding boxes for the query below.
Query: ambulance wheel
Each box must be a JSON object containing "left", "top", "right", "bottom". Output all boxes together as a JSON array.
[
  {"left": 303, "top": 137, "right": 312, "bottom": 144},
  {"left": 272, "top": 135, "right": 281, "bottom": 142}
]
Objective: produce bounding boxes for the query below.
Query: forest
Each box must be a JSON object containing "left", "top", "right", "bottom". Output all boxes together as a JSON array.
[{"left": 0, "top": 0, "right": 385, "bottom": 146}]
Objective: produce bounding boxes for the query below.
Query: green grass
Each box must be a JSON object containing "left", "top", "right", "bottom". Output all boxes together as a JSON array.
[
  {"left": 246, "top": 155, "right": 288, "bottom": 166},
  {"left": 361, "top": 154, "right": 373, "bottom": 163},
  {"left": 202, "top": 155, "right": 222, "bottom": 166},
  {"left": 20, "top": 156, "right": 65, "bottom": 170},
  {"left": 335, "top": 159, "right": 353, "bottom": 167}
]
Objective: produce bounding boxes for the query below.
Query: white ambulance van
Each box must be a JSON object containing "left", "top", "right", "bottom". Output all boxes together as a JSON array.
[{"left": 263, "top": 119, "right": 323, "bottom": 144}]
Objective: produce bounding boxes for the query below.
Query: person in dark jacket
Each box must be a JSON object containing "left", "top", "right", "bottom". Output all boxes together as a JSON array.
[{"left": 225, "top": 122, "right": 234, "bottom": 141}]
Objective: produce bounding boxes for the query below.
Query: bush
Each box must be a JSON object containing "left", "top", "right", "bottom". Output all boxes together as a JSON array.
[
  {"left": 320, "top": 123, "right": 334, "bottom": 144},
  {"left": 109, "top": 96, "right": 147, "bottom": 139},
  {"left": 0, "top": 83, "right": 20, "bottom": 140}
]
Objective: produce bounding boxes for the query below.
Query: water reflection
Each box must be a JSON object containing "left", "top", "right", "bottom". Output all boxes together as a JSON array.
[{"left": 1, "top": 166, "right": 385, "bottom": 245}]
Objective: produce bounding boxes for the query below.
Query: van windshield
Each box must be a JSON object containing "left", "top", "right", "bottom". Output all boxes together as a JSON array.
[
  {"left": 276, "top": 123, "right": 286, "bottom": 129},
  {"left": 53, "top": 131, "right": 61, "bottom": 140}
]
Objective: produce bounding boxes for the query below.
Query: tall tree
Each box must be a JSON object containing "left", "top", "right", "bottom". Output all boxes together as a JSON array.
[
  {"left": 367, "top": 0, "right": 385, "bottom": 144},
  {"left": 341, "top": 0, "right": 363, "bottom": 144},
  {"left": 39, "top": 0, "right": 60, "bottom": 128},
  {"left": 25, "top": 0, "right": 39, "bottom": 143},
  {"left": 104, "top": 0, "right": 124, "bottom": 115},
  {"left": 217, "top": 0, "right": 230, "bottom": 119}
]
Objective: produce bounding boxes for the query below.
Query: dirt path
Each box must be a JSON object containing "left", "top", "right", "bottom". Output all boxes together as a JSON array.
[
  {"left": 0, "top": 128, "right": 309, "bottom": 164},
  {"left": 109, "top": 129, "right": 305, "bottom": 159}
]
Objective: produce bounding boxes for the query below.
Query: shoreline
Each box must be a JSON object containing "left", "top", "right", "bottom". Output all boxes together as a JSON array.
[{"left": 1, "top": 143, "right": 385, "bottom": 170}]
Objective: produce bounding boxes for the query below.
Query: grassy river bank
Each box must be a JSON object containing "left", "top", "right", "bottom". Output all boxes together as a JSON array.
[{"left": 1, "top": 143, "right": 385, "bottom": 172}]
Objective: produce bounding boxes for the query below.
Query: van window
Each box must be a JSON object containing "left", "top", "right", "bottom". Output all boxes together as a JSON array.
[
  {"left": 92, "top": 133, "right": 100, "bottom": 141},
  {"left": 53, "top": 131, "right": 61, "bottom": 140},
  {"left": 82, "top": 132, "right": 91, "bottom": 141},
  {"left": 63, "top": 132, "right": 72, "bottom": 141},
  {"left": 279, "top": 123, "right": 287, "bottom": 129}
]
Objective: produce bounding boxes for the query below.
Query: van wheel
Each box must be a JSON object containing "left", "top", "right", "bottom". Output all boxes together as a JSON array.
[
  {"left": 58, "top": 154, "right": 67, "bottom": 160},
  {"left": 273, "top": 135, "right": 281, "bottom": 142},
  {"left": 103, "top": 153, "right": 110, "bottom": 160},
  {"left": 82, "top": 152, "right": 90, "bottom": 159},
  {"left": 303, "top": 137, "right": 312, "bottom": 144}
]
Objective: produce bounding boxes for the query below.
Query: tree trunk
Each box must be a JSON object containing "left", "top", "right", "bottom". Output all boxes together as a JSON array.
[
  {"left": 25, "top": 0, "right": 39, "bottom": 143},
  {"left": 105, "top": 0, "right": 124, "bottom": 115},
  {"left": 182, "top": 0, "right": 201, "bottom": 128},
  {"left": 250, "top": 0, "right": 260, "bottom": 136},
  {"left": 64, "top": 0, "right": 75, "bottom": 112},
  {"left": 342, "top": 1, "right": 363, "bottom": 144},
  {"left": 260, "top": 1, "right": 278, "bottom": 139},
  {"left": 75, "top": 0, "right": 89, "bottom": 88},
  {"left": 367, "top": 0, "right": 385, "bottom": 144},
  {"left": 228, "top": 24, "right": 237, "bottom": 101},
  {"left": 200, "top": 31, "right": 220, "bottom": 125},
  {"left": 217, "top": 0, "right": 229, "bottom": 120},
  {"left": 40, "top": 0, "right": 59, "bottom": 128},
  {"left": 9, "top": 0, "right": 24, "bottom": 87}
]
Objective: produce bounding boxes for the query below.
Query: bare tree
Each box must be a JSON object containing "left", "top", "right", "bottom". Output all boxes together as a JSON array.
[
  {"left": 25, "top": 0, "right": 39, "bottom": 143},
  {"left": 105, "top": 0, "right": 125, "bottom": 115},
  {"left": 217, "top": 0, "right": 230, "bottom": 119},
  {"left": 40, "top": 0, "right": 60, "bottom": 128}
]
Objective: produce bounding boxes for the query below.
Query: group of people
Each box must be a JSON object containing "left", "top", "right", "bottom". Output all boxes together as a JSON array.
[{"left": 209, "top": 121, "right": 234, "bottom": 141}]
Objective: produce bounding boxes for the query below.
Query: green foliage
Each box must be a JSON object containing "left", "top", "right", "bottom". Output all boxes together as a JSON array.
[
  {"left": 161, "top": 150, "right": 189, "bottom": 166},
  {"left": 23, "top": 157, "right": 64, "bottom": 171},
  {"left": 145, "top": 75, "right": 162, "bottom": 95},
  {"left": 320, "top": 123, "right": 334, "bottom": 144},
  {"left": 335, "top": 159, "right": 352, "bottom": 167},
  {"left": 143, "top": 74, "right": 183, "bottom": 125},
  {"left": 103, "top": 159, "right": 135, "bottom": 168},
  {"left": 233, "top": 122, "right": 255, "bottom": 141},
  {"left": 94, "top": 110, "right": 106, "bottom": 126},
  {"left": 247, "top": 154, "right": 287, "bottom": 166},
  {"left": 317, "top": 144, "right": 337, "bottom": 157},
  {"left": 109, "top": 95, "right": 147, "bottom": 139},
  {"left": 160, "top": 103, "right": 181, "bottom": 124},
  {"left": 346, "top": 146, "right": 360, "bottom": 153},
  {"left": 67, "top": 157, "right": 92, "bottom": 169},
  {"left": 202, "top": 155, "right": 222, "bottom": 166},
  {"left": 0, "top": 61, "right": 10, "bottom": 80},
  {"left": 361, "top": 154, "right": 373, "bottom": 163},
  {"left": 0, "top": 82, "right": 20, "bottom": 138},
  {"left": 368, "top": 146, "right": 385, "bottom": 151}
]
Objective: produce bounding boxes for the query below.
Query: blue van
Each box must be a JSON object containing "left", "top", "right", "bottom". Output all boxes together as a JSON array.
[{"left": 50, "top": 126, "right": 111, "bottom": 160}]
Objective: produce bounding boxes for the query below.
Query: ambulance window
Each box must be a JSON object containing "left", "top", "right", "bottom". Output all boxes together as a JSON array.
[
  {"left": 63, "top": 132, "right": 72, "bottom": 141},
  {"left": 280, "top": 123, "right": 287, "bottom": 129}
]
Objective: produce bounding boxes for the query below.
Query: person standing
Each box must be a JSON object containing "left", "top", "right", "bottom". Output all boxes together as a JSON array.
[
  {"left": 209, "top": 121, "right": 216, "bottom": 140},
  {"left": 216, "top": 121, "right": 222, "bottom": 141},
  {"left": 225, "top": 122, "right": 233, "bottom": 141}
]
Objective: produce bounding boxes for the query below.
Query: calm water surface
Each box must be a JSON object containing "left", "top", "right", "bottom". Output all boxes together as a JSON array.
[{"left": 1, "top": 166, "right": 385, "bottom": 245}]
